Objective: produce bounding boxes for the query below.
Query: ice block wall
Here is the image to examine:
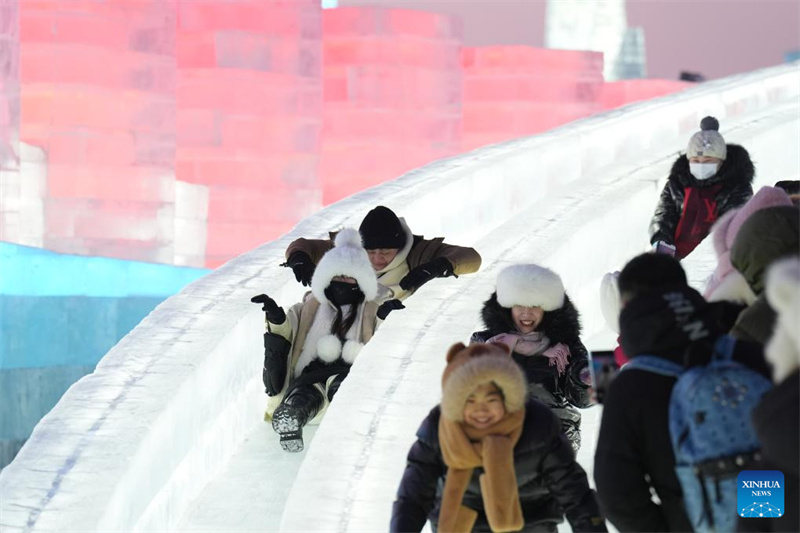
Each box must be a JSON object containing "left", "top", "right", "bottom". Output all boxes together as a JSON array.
[
  {"left": 461, "top": 46, "right": 605, "bottom": 151},
  {"left": 320, "top": 7, "right": 462, "bottom": 204},
  {"left": 18, "top": 0, "right": 177, "bottom": 263},
  {"left": 4, "top": 1, "right": 694, "bottom": 268},
  {"left": 176, "top": 0, "right": 323, "bottom": 269},
  {"left": 0, "top": 242, "right": 209, "bottom": 469},
  {"left": 601, "top": 79, "right": 694, "bottom": 110},
  {"left": 0, "top": 0, "right": 21, "bottom": 242}
]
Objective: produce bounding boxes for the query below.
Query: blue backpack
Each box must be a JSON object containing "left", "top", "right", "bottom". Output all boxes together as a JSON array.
[{"left": 624, "top": 335, "right": 773, "bottom": 532}]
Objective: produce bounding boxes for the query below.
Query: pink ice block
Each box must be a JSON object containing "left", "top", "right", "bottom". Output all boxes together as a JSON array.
[
  {"left": 214, "top": 31, "right": 272, "bottom": 71},
  {"left": 600, "top": 80, "right": 693, "bottom": 110},
  {"left": 462, "top": 46, "right": 604, "bottom": 75},
  {"left": 47, "top": 164, "right": 172, "bottom": 203},
  {"left": 176, "top": 31, "right": 217, "bottom": 69}
]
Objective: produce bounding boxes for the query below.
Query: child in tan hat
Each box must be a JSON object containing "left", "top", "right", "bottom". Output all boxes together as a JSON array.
[{"left": 391, "top": 342, "right": 606, "bottom": 533}]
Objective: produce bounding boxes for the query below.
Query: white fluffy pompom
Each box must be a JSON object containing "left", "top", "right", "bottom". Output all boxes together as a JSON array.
[
  {"left": 317, "top": 334, "right": 343, "bottom": 362},
  {"left": 334, "top": 228, "right": 363, "bottom": 248},
  {"left": 342, "top": 340, "right": 364, "bottom": 364}
]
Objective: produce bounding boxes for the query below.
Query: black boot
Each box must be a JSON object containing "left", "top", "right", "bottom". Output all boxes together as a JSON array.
[
  {"left": 326, "top": 373, "right": 347, "bottom": 402},
  {"left": 272, "top": 384, "right": 324, "bottom": 453}
]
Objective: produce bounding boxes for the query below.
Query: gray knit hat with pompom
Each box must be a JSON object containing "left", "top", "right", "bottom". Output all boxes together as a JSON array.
[{"left": 686, "top": 116, "right": 727, "bottom": 160}]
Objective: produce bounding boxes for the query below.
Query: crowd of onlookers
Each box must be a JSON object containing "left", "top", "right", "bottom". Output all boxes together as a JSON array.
[{"left": 251, "top": 116, "right": 799, "bottom": 532}]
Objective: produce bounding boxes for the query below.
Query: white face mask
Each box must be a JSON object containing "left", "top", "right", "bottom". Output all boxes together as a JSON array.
[{"left": 689, "top": 162, "right": 719, "bottom": 181}]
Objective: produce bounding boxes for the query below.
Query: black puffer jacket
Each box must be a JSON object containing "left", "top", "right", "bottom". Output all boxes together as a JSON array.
[
  {"left": 650, "top": 144, "right": 755, "bottom": 248},
  {"left": 471, "top": 293, "right": 592, "bottom": 411},
  {"left": 391, "top": 399, "right": 606, "bottom": 533},
  {"left": 594, "top": 285, "right": 769, "bottom": 532}
]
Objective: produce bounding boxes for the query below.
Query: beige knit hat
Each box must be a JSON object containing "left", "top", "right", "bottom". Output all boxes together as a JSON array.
[
  {"left": 686, "top": 116, "right": 727, "bottom": 160},
  {"left": 440, "top": 342, "right": 528, "bottom": 421}
]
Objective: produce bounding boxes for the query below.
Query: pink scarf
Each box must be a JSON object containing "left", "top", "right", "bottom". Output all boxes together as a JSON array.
[{"left": 486, "top": 332, "right": 571, "bottom": 375}]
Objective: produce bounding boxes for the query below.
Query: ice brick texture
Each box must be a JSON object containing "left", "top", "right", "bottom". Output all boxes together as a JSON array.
[
  {"left": 320, "top": 7, "right": 463, "bottom": 204},
  {"left": 5, "top": 1, "right": 692, "bottom": 269},
  {"left": 461, "top": 46, "right": 605, "bottom": 152},
  {"left": 600, "top": 79, "right": 694, "bottom": 110},
  {"left": 176, "top": 0, "right": 323, "bottom": 268},
  {"left": 18, "top": 0, "right": 178, "bottom": 263},
  {"left": 0, "top": 0, "right": 22, "bottom": 242}
]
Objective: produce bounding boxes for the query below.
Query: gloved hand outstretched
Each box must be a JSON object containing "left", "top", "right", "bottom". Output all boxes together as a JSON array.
[
  {"left": 399, "top": 257, "right": 454, "bottom": 292},
  {"left": 250, "top": 294, "right": 286, "bottom": 325},
  {"left": 281, "top": 251, "right": 315, "bottom": 287},
  {"left": 377, "top": 298, "right": 405, "bottom": 320}
]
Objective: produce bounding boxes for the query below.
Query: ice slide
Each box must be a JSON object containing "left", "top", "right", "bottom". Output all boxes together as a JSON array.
[{"left": 1, "top": 62, "right": 798, "bottom": 532}]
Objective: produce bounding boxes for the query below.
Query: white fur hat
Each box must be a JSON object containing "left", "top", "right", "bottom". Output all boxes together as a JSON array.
[
  {"left": 311, "top": 228, "right": 378, "bottom": 304},
  {"left": 764, "top": 257, "right": 800, "bottom": 383},
  {"left": 496, "top": 264, "right": 565, "bottom": 311},
  {"left": 600, "top": 271, "right": 621, "bottom": 334}
]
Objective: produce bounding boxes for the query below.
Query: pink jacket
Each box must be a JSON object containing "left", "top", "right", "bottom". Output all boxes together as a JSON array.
[{"left": 704, "top": 186, "right": 792, "bottom": 302}]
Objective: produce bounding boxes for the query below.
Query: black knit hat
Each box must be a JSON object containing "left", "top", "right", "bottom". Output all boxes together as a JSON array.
[
  {"left": 618, "top": 253, "right": 687, "bottom": 302},
  {"left": 359, "top": 206, "right": 406, "bottom": 250}
]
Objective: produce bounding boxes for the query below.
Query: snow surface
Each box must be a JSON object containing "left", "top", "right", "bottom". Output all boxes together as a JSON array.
[{"left": 1, "top": 62, "right": 798, "bottom": 533}]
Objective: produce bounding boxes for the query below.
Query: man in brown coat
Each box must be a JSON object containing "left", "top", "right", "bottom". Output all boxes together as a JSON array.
[{"left": 283, "top": 206, "right": 482, "bottom": 305}]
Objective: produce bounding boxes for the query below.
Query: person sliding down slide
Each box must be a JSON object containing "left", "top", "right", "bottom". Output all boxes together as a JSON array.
[
  {"left": 282, "top": 205, "right": 481, "bottom": 301},
  {"left": 391, "top": 342, "right": 606, "bottom": 533},
  {"left": 251, "top": 229, "right": 403, "bottom": 452},
  {"left": 650, "top": 116, "right": 754, "bottom": 260}
]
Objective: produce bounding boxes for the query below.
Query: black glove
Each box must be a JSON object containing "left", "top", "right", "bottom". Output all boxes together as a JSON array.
[
  {"left": 281, "top": 251, "right": 315, "bottom": 287},
  {"left": 377, "top": 299, "right": 405, "bottom": 320},
  {"left": 250, "top": 294, "right": 286, "bottom": 325},
  {"left": 399, "top": 257, "right": 454, "bottom": 291},
  {"left": 262, "top": 332, "right": 291, "bottom": 397}
]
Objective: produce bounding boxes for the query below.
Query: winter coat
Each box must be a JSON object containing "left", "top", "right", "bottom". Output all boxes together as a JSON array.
[
  {"left": 470, "top": 293, "right": 592, "bottom": 415},
  {"left": 264, "top": 293, "right": 380, "bottom": 418},
  {"left": 391, "top": 399, "right": 605, "bottom": 533},
  {"left": 704, "top": 187, "right": 792, "bottom": 303},
  {"left": 730, "top": 205, "right": 800, "bottom": 344},
  {"left": 594, "top": 285, "right": 769, "bottom": 533},
  {"left": 738, "top": 371, "right": 800, "bottom": 533},
  {"left": 739, "top": 257, "right": 800, "bottom": 532},
  {"left": 649, "top": 144, "right": 755, "bottom": 259},
  {"left": 285, "top": 221, "right": 482, "bottom": 301}
]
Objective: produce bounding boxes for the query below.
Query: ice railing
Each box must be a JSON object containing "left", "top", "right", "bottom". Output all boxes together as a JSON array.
[{"left": 1, "top": 62, "right": 798, "bottom": 532}]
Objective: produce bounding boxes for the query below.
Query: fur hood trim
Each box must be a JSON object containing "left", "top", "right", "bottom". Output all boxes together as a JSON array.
[
  {"left": 496, "top": 264, "right": 565, "bottom": 311},
  {"left": 312, "top": 228, "right": 378, "bottom": 304},
  {"left": 441, "top": 343, "right": 528, "bottom": 422},
  {"left": 669, "top": 143, "right": 754, "bottom": 189},
  {"left": 765, "top": 257, "right": 800, "bottom": 383}
]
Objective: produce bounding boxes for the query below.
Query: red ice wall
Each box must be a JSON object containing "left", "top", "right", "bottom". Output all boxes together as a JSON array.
[
  {"left": 7, "top": 2, "right": 690, "bottom": 268},
  {"left": 19, "top": 0, "right": 177, "bottom": 263},
  {"left": 176, "top": 0, "right": 323, "bottom": 268},
  {"left": 320, "top": 7, "right": 462, "bottom": 204}
]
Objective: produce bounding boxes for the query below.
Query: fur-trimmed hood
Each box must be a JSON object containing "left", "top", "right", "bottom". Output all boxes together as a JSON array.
[
  {"left": 765, "top": 257, "right": 800, "bottom": 383},
  {"left": 311, "top": 228, "right": 379, "bottom": 304},
  {"left": 669, "top": 143, "right": 754, "bottom": 189},
  {"left": 478, "top": 291, "right": 582, "bottom": 345},
  {"left": 440, "top": 342, "right": 528, "bottom": 422}
]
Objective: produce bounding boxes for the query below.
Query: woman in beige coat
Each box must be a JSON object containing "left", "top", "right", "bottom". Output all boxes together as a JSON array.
[{"left": 252, "top": 229, "right": 394, "bottom": 452}]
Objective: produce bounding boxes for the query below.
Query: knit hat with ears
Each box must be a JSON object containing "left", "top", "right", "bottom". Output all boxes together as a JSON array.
[
  {"left": 687, "top": 116, "right": 727, "bottom": 160},
  {"left": 311, "top": 228, "right": 379, "bottom": 305},
  {"left": 495, "top": 264, "right": 565, "bottom": 311},
  {"left": 440, "top": 342, "right": 528, "bottom": 422}
]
